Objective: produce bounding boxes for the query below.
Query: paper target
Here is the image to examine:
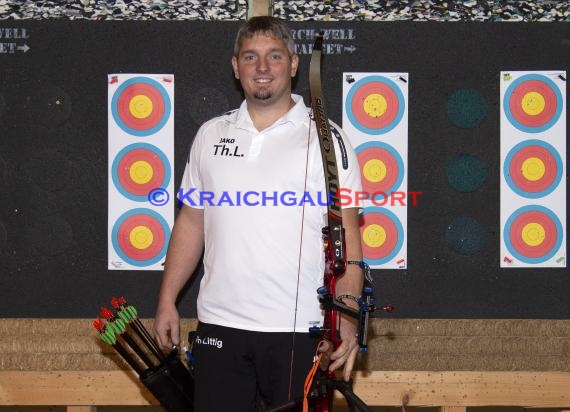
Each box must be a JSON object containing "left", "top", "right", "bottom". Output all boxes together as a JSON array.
[
  {"left": 500, "top": 71, "right": 566, "bottom": 268},
  {"left": 355, "top": 141, "right": 404, "bottom": 196},
  {"left": 343, "top": 72, "right": 408, "bottom": 269},
  {"left": 504, "top": 139, "right": 562, "bottom": 199},
  {"left": 503, "top": 74, "right": 563, "bottom": 133},
  {"left": 112, "top": 143, "right": 171, "bottom": 201},
  {"left": 108, "top": 74, "right": 174, "bottom": 270},
  {"left": 345, "top": 75, "right": 405, "bottom": 135},
  {"left": 111, "top": 208, "right": 170, "bottom": 267},
  {"left": 111, "top": 77, "right": 171, "bottom": 136},
  {"left": 360, "top": 207, "right": 404, "bottom": 266},
  {"left": 504, "top": 205, "right": 563, "bottom": 264}
]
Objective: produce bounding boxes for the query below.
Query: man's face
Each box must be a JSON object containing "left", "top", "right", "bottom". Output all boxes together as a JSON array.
[{"left": 231, "top": 33, "right": 299, "bottom": 106}]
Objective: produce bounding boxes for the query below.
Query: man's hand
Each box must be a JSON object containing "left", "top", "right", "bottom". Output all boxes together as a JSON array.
[
  {"left": 153, "top": 303, "right": 181, "bottom": 351},
  {"left": 317, "top": 316, "right": 359, "bottom": 381}
]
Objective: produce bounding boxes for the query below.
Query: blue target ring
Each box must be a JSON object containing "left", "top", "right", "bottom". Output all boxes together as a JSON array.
[
  {"left": 112, "top": 208, "right": 171, "bottom": 267},
  {"left": 503, "top": 74, "right": 563, "bottom": 133},
  {"left": 111, "top": 77, "right": 171, "bottom": 137},
  {"left": 504, "top": 205, "right": 563, "bottom": 264},
  {"left": 346, "top": 76, "right": 405, "bottom": 135},
  {"left": 360, "top": 207, "right": 404, "bottom": 266}
]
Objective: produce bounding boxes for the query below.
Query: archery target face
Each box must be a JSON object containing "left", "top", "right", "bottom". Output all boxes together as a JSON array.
[
  {"left": 111, "top": 77, "right": 171, "bottom": 136},
  {"left": 112, "top": 208, "right": 170, "bottom": 266},
  {"left": 112, "top": 143, "right": 171, "bottom": 201},
  {"left": 346, "top": 75, "right": 405, "bottom": 135},
  {"left": 503, "top": 74, "right": 563, "bottom": 133},
  {"left": 360, "top": 207, "right": 404, "bottom": 265},
  {"left": 504, "top": 205, "right": 563, "bottom": 264},
  {"left": 355, "top": 142, "right": 404, "bottom": 196},
  {"left": 504, "top": 139, "right": 563, "bottom": 198}
]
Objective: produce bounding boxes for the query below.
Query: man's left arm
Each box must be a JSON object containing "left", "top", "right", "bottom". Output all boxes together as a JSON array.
[{"left": 328, "top": 206, "right": 364, "bottom": 381}]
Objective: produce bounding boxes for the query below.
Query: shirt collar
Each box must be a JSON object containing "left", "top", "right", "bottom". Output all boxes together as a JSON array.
[{"left": 234, "top": 94, "right": 309, "bottom": 131}]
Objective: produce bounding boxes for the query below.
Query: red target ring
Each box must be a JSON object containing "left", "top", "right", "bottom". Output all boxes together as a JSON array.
[
  {"left": 116, "top": 82, "right": 165, "bottom": 131},
  {"left": 351, "top": 81, "right": 399, "bottom": 130},
  {"left": 509, "top": 80, "right": 556, "bottom": 128},
  {"left": 356, "top": 142, "right": 404, "bottom": 195},
  {"left": 504, "top": 139, "right": 563, "bottom": 199},
  {"left": 509, "top": 145, "right": 557, "bottom": 193},
  {"left": 117, "top": 148, "right": 165, "bottom": 195},
  {"left": 360, "top": 207, "right": 404, "bottom": 265},
  {"left": 507, "top": 210, "right": 558, "bottom": 259},
  {"left": 111, "top": 143, "right": 171, "bottom": 202}
]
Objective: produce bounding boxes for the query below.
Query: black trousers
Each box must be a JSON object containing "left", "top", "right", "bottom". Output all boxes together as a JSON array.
[{"left": 192, "top": 322, "right": 318, "bottom": 412}]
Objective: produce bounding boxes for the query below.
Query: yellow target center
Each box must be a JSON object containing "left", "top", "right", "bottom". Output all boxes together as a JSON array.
[
  {"left": 521, "top": 222, "right": 545, "bottom": 247},
  {"left": 521, "top": 91, "right": 545, "bottom": 116},
  {"left": 363, "top": 159, "right": 387, "bottom": 183},
  {"left": 129, "top": 226, "right": 154, "bottom": 250},
  {"left": 362, "top": 223, "right": 386, "bottom": 248},
  {"left": 521, "top": 157, "right": 546, "bottom": 181},
  {"left": 363, "top": 93, "right": 388, "bottom": 118},
  {"left": 129, "top": 160, "right": 154, "bottom": 184},
  {"left": 129, "top": 94, "right": 154, "bottom": 119}
]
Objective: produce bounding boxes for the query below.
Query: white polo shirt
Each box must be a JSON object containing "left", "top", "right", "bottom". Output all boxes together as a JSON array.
[{"left": 180, "top": 94, "right": 362, "bottom": 332}]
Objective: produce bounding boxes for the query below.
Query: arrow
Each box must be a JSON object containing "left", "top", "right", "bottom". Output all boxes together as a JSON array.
[
  {"left": 112, "top": 296, "right": 166, "bottom": 362},
  {"left": 343, "top": 45, "right": 357, "bottom": 53},
  {"left": 92, "top": 317, "right": 145, "bottom": 375},
  {"left": 17, "top": 44, "right": 29, "bottom": 53},
  {"left": 100, "top": 305, "right": 158, "bottom": 368}
]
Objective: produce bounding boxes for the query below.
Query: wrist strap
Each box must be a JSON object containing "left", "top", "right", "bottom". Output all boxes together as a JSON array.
[{"left": 347, "top": 260, "right": 373, "bottom": 284}]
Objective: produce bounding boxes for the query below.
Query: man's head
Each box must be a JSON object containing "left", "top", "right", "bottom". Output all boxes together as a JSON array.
[
  {"left": 231, "top": 17, "right": 299, "bottom": 107},
  {"left": 233, "top": 16, "right": 296, "bottom": 58}
]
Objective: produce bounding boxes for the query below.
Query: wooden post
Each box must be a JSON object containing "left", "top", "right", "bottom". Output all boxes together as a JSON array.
[{"left": 248, "top": 0, "right": 271, "bottom": 17}]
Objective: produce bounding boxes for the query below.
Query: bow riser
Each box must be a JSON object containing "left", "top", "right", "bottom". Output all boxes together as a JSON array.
[{"left": 313, "top": 223, "right": 344, "bottom": 412}]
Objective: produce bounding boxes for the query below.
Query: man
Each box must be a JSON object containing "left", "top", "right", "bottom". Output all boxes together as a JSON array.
[{"left": 153, "top": 16, "right": 365, "bottom": 411}]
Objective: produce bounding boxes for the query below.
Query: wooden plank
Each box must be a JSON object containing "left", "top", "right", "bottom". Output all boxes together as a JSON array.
[
  {"left": 0, "top": 371, "right": 158, "bottom": 405},
  {"left": 3, "top": 371, "right": 570, "bottom": 407},
  {"left": 356, "top": 371, "right": 570, "bottom": 407},
  {"left": 440, "top": 408, "right": 466, "bottom": 412},
  {"left": 67, "top": 407, "right": 97, "bottom": 412}
]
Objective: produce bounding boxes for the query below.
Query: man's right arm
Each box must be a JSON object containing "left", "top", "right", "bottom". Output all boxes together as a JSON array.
[{"left": 153, "top": 205, "right": 205, "bottom": 350}]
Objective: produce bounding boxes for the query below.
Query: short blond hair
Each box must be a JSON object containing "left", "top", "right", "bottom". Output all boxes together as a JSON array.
[{"left": 233, "top": 16, "right": 296, "bottom": 57}]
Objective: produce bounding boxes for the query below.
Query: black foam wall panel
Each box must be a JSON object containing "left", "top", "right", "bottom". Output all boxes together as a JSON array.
[{"left": 0, "top": 21, "right": 567, "bottom": 318}]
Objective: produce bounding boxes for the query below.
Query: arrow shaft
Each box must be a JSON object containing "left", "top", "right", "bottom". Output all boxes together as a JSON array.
[
  {"left": 112, "top": 340, "right": 145, "bottom": 375},
  {"left": 131, "top": 319, "right": 166, "bottom": 361}
]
